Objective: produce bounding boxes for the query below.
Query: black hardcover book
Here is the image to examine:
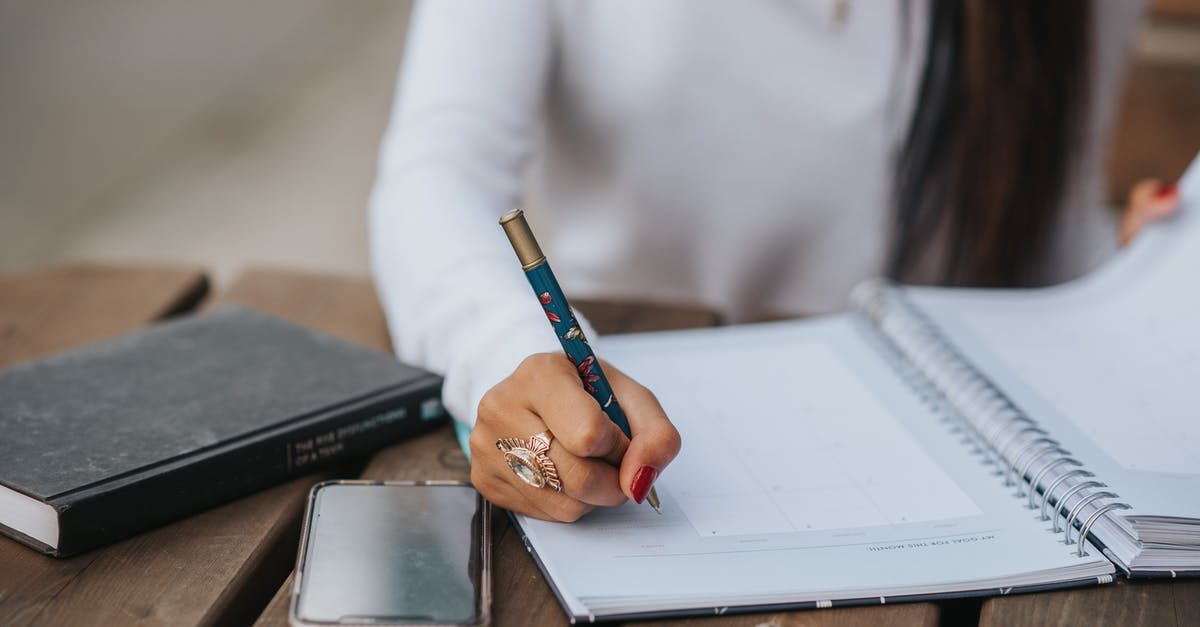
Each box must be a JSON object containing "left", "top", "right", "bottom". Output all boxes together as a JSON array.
[{"left": 0, "top": 305, "right": 445, "bottom": 557}]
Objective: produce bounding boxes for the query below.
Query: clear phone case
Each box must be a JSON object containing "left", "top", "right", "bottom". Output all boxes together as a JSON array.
[{"left": 289, "top": 480, "right": 492, "bottom": 627}]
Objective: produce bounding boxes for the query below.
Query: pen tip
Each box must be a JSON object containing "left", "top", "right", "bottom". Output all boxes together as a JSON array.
[{"left": 647, "top": 487, "right": 662, "bottom": 514}]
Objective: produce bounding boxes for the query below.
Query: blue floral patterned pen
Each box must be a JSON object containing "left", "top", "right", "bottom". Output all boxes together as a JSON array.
[{"left": 499, "top": 208, "right": 662, "bottom": 513}]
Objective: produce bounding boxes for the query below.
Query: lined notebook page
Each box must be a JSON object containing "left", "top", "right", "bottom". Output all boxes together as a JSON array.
[
  {"left": 515, "top": 316, "right": 1111, "bottom": 620},
  {"left": 906, "top": 154, "right": 1200, "bottom": 521}
]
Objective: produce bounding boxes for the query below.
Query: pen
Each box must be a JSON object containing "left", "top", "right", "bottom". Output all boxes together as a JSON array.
[{"left": 499, "top": 208, "right": 661, "bottom": 513}]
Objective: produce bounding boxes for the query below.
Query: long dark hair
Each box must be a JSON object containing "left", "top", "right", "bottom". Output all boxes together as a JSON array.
[{"left": 892, "top": 0, "right": 1092, "bottom": 286}]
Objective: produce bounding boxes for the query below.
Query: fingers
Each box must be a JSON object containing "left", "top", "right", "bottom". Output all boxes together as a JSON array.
[
  {"left": 471, "top": 352, "right": 680, "bottom": 517},
  {"left": 470, "top": 408, "right": 624, "bottom": 516},
  {"left": 518, "top": 353, "right": 630, "bottom": 465},
  {"left": 469, "top": 456, "right": 558, "bottom": 521},
  {"left": 1120, "top": 179, "right": 1179, "bottom": 246},
  {"left": 603, "top": 361, "right": 682, "bottom": 503},
  {"left": 472, "top": 356, "right": 635, "bottom": 520},
  {"left": 548, "top": 445, "right": 628, "bottom": 506}
]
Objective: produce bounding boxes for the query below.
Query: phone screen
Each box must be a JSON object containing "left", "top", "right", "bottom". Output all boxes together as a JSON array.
[{"left": 294, "top": 482, "right": 486, "bottom": 625}]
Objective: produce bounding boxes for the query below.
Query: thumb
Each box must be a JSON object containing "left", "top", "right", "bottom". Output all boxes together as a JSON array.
[{"left": 603, "top": 362, "right": 682, "bottom": 503}]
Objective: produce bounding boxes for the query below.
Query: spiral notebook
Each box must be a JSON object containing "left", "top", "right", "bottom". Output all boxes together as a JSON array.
[{"left": 510, "top": 153, "right": 1200, "bottom": 623}]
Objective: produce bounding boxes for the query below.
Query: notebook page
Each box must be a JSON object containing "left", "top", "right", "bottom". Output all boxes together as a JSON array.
[
  {"left": 904, "top": 153, "right": 1200, "bottom": 521},
  {"left": 514, "top": 316, "right": 1111, "bottom": 619}
]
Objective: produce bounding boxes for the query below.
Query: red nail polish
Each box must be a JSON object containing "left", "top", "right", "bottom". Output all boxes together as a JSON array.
[
  {"left": 1155, "top": 182, "right": 1178, "bottom": 199},
  {"left": 631, "top": 466, "right": 659, "bottom": 504}
]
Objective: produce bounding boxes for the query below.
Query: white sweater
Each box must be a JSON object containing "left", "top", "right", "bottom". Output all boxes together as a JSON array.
[{"left": 368, "top": 0, "right": 1142, "bottom": 439}]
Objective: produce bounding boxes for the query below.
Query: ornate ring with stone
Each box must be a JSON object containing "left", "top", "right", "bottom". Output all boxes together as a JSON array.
[{"left": 495, "top": 431, "right": 562, "bottom": 492}]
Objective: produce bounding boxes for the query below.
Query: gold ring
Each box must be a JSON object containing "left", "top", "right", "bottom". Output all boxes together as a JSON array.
[{"left": 496, "top": 431, "right": 561, "bottom": 492}]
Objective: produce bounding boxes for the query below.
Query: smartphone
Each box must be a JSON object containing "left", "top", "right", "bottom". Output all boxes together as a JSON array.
[{"left": 290, "top": 480, "right": 491, "bottom": 626}]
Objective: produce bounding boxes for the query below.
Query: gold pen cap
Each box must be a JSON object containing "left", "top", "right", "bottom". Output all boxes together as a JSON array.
[{"left": 499, "top": 208, "right": 546, "bottom": 270}]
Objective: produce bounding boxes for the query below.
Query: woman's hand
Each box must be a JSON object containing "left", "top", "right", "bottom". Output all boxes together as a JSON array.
[
  {"left": 469, "top": 353, "right": 681, "bottom": 521},
  {"left": 1120, "top": 179, "right": 1179, "bottom": 246}
]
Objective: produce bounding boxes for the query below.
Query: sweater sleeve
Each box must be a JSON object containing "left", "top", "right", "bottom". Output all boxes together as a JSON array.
[{"left": 368, "top": 0, "right": 597, "bottom": 453}]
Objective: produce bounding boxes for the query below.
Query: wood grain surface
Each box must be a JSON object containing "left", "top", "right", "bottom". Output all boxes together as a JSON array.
[
  {"left": 980, "top": 577, "right": 1200, "bottom": 627},
  {"left": 572, "top": 298, "right": 723, "bottom": 334},
  {"left": 0, "top": 263, "right": 208, "bottom": 367},
  {"left": 214, "top": 267, "right": 393, "bottom": 351}
]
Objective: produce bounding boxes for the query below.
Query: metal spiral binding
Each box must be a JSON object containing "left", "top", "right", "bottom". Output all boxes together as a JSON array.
[
  {"left": 1025, "top": 457, "right": 1082, "bottom": 504},
  {"left": 1041, "top": 469, "right": 1095, "bottom": 521},
  {"left": 1053, "top": 482, "right": 1106, "bottom": 533},
  {"left": 851, "top": 280, "right": 1132, "bottom": 558}
]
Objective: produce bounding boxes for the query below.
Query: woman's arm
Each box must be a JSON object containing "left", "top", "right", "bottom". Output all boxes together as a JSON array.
[
  {"left": 370, "top": 2, "right": 680, "bottom": 515},
  {"left": 369, "top": 0, "right": 564, "bottom": 437}
]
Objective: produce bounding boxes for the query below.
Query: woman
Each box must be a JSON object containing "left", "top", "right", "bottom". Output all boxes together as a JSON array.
[{"left": 368, "top": 1, "right": 1179, "bottom": 522}]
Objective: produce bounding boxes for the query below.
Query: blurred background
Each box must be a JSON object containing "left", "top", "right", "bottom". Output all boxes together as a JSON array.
[{"left": 0, "top": 0, "right": 1197, "bottom": 288}]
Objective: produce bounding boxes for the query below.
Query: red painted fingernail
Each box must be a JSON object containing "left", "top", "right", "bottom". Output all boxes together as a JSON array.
[
  {"left": 1154, "top": 182, "right": 1178, "bottom": 199},
  {"left": 631, "top": 466, "right": 659, "bottom": 504}
]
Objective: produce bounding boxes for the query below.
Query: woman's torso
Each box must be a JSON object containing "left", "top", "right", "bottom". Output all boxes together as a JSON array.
[{"left": 526, "top": 0, "right": 1132, "bottom": 321}]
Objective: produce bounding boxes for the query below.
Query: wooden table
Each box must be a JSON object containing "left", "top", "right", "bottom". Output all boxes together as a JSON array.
[{"left": 1, "top": 264, "right": 1196, "bottom": 627}]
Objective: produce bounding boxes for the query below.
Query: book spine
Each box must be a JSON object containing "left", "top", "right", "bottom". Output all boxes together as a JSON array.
[
  {"left": 49, "top": 378, "right": 445, "bottom": 557},
  {"left": 850, "top": 280, "right": 1131, "bottom": 563}
]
